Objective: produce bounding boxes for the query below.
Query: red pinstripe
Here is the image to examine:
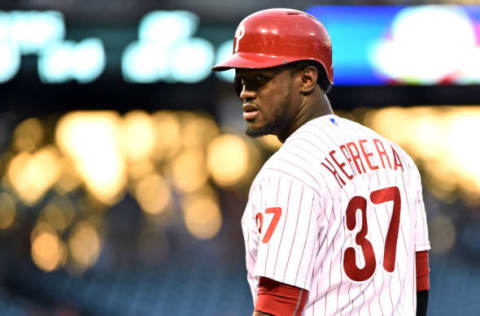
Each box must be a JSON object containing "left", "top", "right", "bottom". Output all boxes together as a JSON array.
[
  {"left": 336, "top": 213, "right": 344, "bottom": 315},
  {"left": 380, "top": 166, "right": 396, "bottom": 314},
  {"left": 249, "top": 204, "right": 259, "bottom": 263},
  {"left": 395, "top": 149, "right": 413, "bottom": 315},
  {"left": 312, "top": 199, "right": 327, "bottom": 315},
  {"left": 262, "top": 180, "right": 270, "bottom": 276},
  {"left": 274, "top": 157, "right": 323, "bottom": 188},
  {"left": 294, "top": 194, "right": 314, "bottom": 285},
  {"left": 398, "top": 176, "right": 411, "bottom": 314},
  {"left": 263, "top": 178, "right": 281, "bottom": 275},
  {"left": 284, "top": 186, "right": 305, "bottom": 280},
  {"left": 371, "top": 173, "right": 387, "bottom": 316},
  {"left": 273, "top": 180, "right": 293, "bottom": 276},
  {"left": 263, "top": 168, "right": 322, "bottom": 197}
]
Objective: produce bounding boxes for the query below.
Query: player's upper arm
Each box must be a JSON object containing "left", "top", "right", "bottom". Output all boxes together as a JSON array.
[{"left": 250, "top": 175, "right": 323, "bottom": 291}]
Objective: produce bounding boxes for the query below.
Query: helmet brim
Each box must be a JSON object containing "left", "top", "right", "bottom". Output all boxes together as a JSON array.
[
  {"left": 212, "top": 52, "right": 292, "bottom": 72},
  {"left": 212, "top": 52, "right": 334, "bottom": 85}
]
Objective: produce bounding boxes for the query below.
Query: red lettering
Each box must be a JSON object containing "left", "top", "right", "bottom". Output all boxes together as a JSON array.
[
  {"left": 330, "top": 150, "right": 353, "bottom": 180},
  {"left": 359, "top": 139, "right": 378, "bottom": 171},
  {"left": 340, "top": 144, "right": 356, "bottom": 177},
  {"left": 391, "top": 146, "right": 404, "bottom": 171},
  {"left": 346, "top": 142, "right": 366, "bottom": 174},
  {"left": 373, "top": 139, "right": 392, "bottom": 169},
  {"left": 321, "top": 157, "right": 346, "bottom": 188},
  {"left": 323, "top": 140, "right": 405, "bottom": 187}
]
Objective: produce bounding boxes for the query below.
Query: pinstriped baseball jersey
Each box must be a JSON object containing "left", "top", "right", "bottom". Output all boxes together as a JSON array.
[{"left": 242, "top": 114, "right": 430, "bottom": 316}]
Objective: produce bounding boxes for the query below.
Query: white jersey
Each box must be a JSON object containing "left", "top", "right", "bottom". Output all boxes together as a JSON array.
[{"left": 242, "top": 114, "right": 430, "bottom": 316}]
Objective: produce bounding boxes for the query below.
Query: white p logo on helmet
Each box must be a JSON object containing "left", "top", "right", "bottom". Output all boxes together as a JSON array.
[{"left": 234, "top": 24, "right": 245, "bottom": 53}]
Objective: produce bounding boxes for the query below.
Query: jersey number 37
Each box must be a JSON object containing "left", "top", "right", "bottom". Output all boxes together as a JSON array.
[{"left": 343, "top": 186, "right": 401, "bottom": 282}]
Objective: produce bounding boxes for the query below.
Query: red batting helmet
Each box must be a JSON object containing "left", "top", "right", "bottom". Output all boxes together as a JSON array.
[{"left": 212, "top": 8, "right": 333, "bottom": 84}]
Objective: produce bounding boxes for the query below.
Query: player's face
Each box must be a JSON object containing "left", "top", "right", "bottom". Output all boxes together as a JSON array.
[{"left": 235, "top": 66, "right": 298, "bottom": 138}]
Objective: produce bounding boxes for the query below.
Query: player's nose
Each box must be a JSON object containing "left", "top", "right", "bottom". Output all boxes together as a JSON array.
[{"left": 239, "top": 85, "right": 257, "bottom": 100}]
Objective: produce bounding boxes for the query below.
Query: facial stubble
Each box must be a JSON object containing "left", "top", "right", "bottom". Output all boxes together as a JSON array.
[{"left": 244, "top": 107, "right": 290, "bottom": 139}]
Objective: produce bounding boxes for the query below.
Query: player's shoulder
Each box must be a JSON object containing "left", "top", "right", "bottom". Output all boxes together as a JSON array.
[
  {"left": 250, "top": 150, "right": 324, "bottom": 198},
  {"left": 252, "top": 149, "right": 323, "bottom": 196},
  {"left": 280, "top": 114, "right": 341, "bottom": 158},
  {"left": 251, "top": 116, "right": 340, "bottom": 194}
]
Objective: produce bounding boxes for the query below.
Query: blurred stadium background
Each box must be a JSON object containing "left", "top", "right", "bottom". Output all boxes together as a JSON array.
[{"left": 0, "top": 1, "right": 478, "bottom": 315}]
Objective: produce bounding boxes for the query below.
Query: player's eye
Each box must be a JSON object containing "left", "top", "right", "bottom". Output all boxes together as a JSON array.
[{"left": 254, "top": 74, "right": 268, "bottom": 82}]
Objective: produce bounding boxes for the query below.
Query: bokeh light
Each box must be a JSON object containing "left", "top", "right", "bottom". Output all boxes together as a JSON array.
[
  {"left": 121, "top": 110, "right": 156, "bottom": 162},
  {"left": 55, "top": 112, "right": 127, "bottom": 205},
  {"left": 68, "top": 221, "right": 101, "bottom": 269},
  {"left": 7, "top": 146, "right": 62, "bottom": 205},
  {"left": 365, "top": 106, "right": 480, "bottom": 204},
  {"left": 54, "top": 157, "right": 83, "bottom": 194},
  {"left": 13, "top": 118, "right": 44, "bottom": 152},
  {"left": 169, "top": 148, "right": 209, "bottom": 193},
  {"left": 152, "top": 111, "right": 182, "bottom": 160},
  {"left": 134, "top": 173, "right": 171, "bottom": 215},
  {"left": 128, "top": 160, "right": 155, "bottom": 180},
  {"left": 429, "top": 214, "right": 456, "bottom": 254},
  {"left": 2, "top": 104, "right": 476, "bottom": 290},
  {"left": 181, "top": 114, "right": 219, "bottom": 149},
  {"left": 207, "top": 134, "right": 252, "bottom": 187},
  {"left": 31, "top": 223, "right": 66, "bottom": 272},
  {"left": 0, "top": 192, "right": 16, "bottom": 229},
  {"left": 182, "top": 193, "right": 222, "bottom": 240},
  {"left": 40, "top": 196, "right": 75, "bottom": 232}
]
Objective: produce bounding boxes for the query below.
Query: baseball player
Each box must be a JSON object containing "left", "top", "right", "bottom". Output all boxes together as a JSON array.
[{"left": 213, "top": 8, "right": 430, "bottom": 316}]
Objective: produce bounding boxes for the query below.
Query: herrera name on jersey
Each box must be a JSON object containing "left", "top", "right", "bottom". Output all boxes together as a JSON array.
[
  {"left": 321, "top": 137, "right": 405, "bottom": 189},
  {"left": 242, "top": 115, "right": 430, "bottom": 316}
]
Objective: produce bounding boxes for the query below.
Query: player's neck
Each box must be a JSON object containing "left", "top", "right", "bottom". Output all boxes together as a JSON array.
[{"left": 278, "top": 92, "right": 333, "bottom": 143}]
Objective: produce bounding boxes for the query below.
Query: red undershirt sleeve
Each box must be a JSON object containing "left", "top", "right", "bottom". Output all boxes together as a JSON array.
[
  {"left": 416, "top": 250, "right": 430, "bottom": 291},
  {"left": 255, "top": 277, "right": 308, "bottom": 316}
]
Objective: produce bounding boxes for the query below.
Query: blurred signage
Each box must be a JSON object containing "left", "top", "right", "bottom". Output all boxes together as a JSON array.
[
  {"left": 307, "top": 5, "right": 480, "bottom": 85},
  {"left": 0, "top": 10, "right": 105, "bottom": 83},
  {"left": 122, "top": 11, "right": 215, "bottom": 83},
  {"left": 1, "top": 7, "right": 480, "bottom": 85},
  {"left": 0, "top": 10, "right": 232, "bottom": 84},
  {"left": 120, "top": 10, "right": 234, "bottom": 83}
]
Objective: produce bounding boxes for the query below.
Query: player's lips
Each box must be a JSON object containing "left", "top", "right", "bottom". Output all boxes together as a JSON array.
[{"left": 242, "top": 103, "right": 259, "bottom": 120}]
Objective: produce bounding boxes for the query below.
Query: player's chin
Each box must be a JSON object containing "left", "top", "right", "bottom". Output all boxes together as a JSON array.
[{"left": 245, "top": 121, "right": 275, "bottom": 138}]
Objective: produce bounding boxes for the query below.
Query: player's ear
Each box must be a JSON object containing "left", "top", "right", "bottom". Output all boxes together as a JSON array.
[{"left": 298, "top": 66, "right": 318, "bottom": 95}]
